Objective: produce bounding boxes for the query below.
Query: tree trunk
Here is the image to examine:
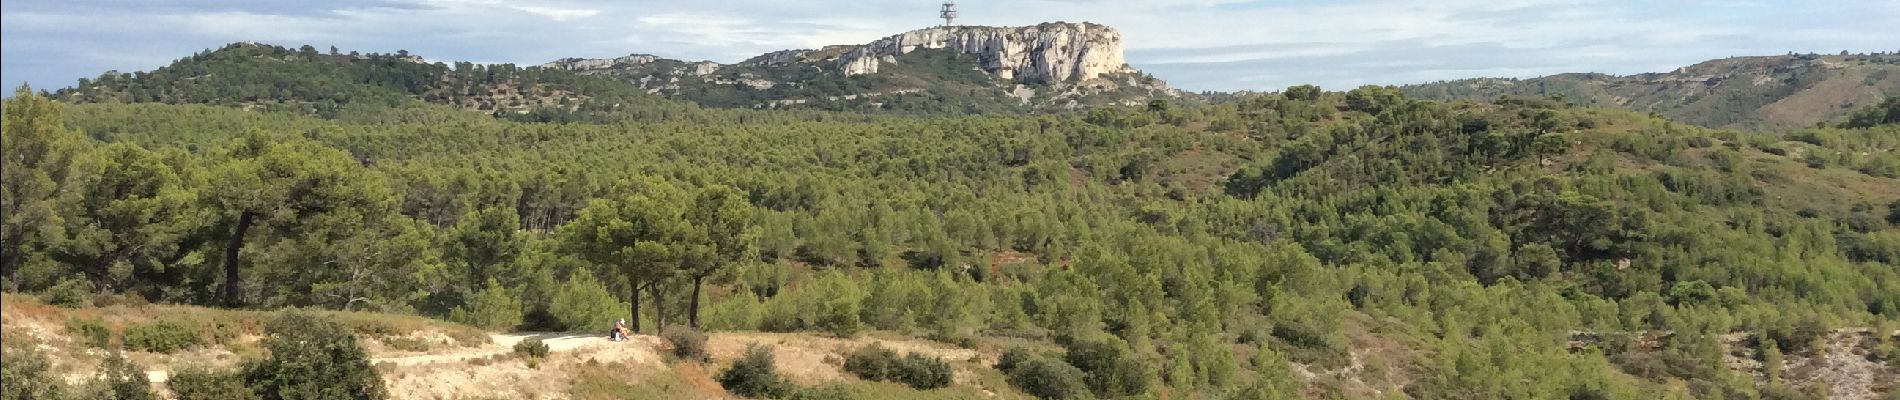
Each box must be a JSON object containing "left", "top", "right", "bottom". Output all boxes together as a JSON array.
[
  {"left": 689, "top": 275, "right": 704, "bottom": 329},
  {"left": 652, "top": 283, "right": 667, "bottom": 329},
  {"left": 628, "top": 276, "right": 642, "bottom": 334},
  {"left": 221, "top": 211, "right": 255, "bottom": 307}
]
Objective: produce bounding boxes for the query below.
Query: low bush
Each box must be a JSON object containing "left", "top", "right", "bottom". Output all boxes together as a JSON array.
[
  {"left": 842, "top": 343, "right": 953, "bottom": 389},
  {"left": 168, "top": 366, "right": 257, "bottom": 400},
  {"left": 995, "top": 346, "right": 1035, "bottom": 374},
  {"left": 43, "top": 278, "right": 94, "bottom": 308},
  {"left": 1005, "top": 357, "right": 1089, "bottom": 400},
  {"left": 1, "top": 334, "right": 67, "bottom": 400},
  {"left": 67, "top": 317, "right": 112, "bottom": 348},
  {"left": 893, "top": 353, "right": 953, "bottom": 389},
  {"left": 123, "top": 319, "right": 201, "bottom": 353},
  {"left": 843, "top": 343, "right": 901, "bottom": 381},
  {"left": 450, "top": 279, "right": 523, "bottom": 331},
  {"left": 718, "top": 344, "right": 793, "bottom": 399},
  {"left": 546, "top": 272, "right": 623, "bottom": 332},
  {"left": 661, "top": 325, "right": 708, "bottom": 361},
  {"left": 1064, "top": 337, "right": 1151, "bottom": 397},
  {"left": 89, "top": 350, "right": 155, "bottom": 400},
  {"left": 514, "top": 337, "right": 550, "bottom": 359},
  {"left": 383, "top": 337, "right": 433, "bottom": 352},
  {"left": 243, "top": 310, "right": 387, "bottom": 400}
]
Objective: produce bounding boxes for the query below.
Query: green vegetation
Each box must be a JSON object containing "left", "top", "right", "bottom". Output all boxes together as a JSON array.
[
  {"left": 1404, "top": 53, "right": 1900, "bottom": 131},
  {"left": 451, "top": 278, "right": 524, "bottom": 330},
  {"left": 660, "top": 325, "right": 709, "bottom": 361},
  {"left": 1000, "top": 352, "right": 1090, "bottom": 400},
  {"left": 513, "top": 336, "right": 550, "bottom": 359},
  {"left": 243, "top": 310, "right": 386, "bottom": 400},
  {"left": 841, "top": 343, "right": 954, "bottom": 389},
  {"left": 718, "top": 344, "right": 795, "bottom": 398},
  {"left": 66, "top": 316, "right": 111, "bottom": 348},
  {"left": 168, "top": 367, "right": 259, "bottom": 400},
  {"left": 1, "top": 334, "right": 67, "bottom": 400},
  {"left": 87, "top": 351, "right": 155, "bottom": 400},
  {"left": 6, "top": 44, "right": 1900, "bottom": 398},
  {"left": 121, "top": 319, "right": 202, "bottom": 353}
]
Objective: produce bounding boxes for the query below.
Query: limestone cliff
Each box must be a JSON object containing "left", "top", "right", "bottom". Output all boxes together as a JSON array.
[
  {"left": 748, "top": 22, "right": 1133, "bottom": 85},
  {"left": 539, "top": 22, "right": 1175, "bottom": 111}
]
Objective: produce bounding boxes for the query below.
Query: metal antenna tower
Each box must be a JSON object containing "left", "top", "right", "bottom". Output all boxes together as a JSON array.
[{"left": 940, "top": 1, "right": 958, "bottom": 27}]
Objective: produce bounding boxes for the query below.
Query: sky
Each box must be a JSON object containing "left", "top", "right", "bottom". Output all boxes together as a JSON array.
[{"left": 3, "top": 0, "right": 1897, "bottom": 93}]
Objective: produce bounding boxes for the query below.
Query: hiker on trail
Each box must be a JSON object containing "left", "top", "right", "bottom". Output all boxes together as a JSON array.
[{"left": 611, "top": 319, "right": 631, "bottom": 341}]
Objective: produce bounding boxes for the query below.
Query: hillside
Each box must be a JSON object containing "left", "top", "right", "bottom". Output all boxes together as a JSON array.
[
  {"left": 1404, "top": 53, "right": 1900, "bottom": 131},
  {"left": 49, "top": 22, "right": 1179, "bottom": 117},
  {"left": 6, "top": 80, "right": 1900, "bottom": 400},
  {"left": 46, "top": 42, "right": 707, "bottom": 123},
  {"left": 541, "top": 22, "right": 1180, "bottom": 112}
]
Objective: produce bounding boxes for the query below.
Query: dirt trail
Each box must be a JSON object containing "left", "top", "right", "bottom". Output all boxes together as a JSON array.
[
  {"left": 377, "top": 332, "right": 666, "bottom": 400},
  {"left": 373, "top": 332, "right": 612, "bottom": 367},
  {"left": 147, "top": 332, "right": 656, "bottom": 384}
]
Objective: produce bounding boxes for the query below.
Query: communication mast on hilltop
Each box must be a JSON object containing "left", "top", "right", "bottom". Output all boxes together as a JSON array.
[{"left": 941, "top": 1, "right": 958, "bottom": 27}]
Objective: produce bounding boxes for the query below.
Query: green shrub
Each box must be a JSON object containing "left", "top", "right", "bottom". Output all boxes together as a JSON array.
[
  {"left": 67, "top": 317, "right": 112, "bottom": 348},
  {"left": 1006, "top": 357, "right": 1089, "bottom": 400},
  {"left": 843, "top": 343, "right": 900, "bottom": 381},
  {"left": 1063, "top": 337, "right": 1150, "bottom": 397},
  {"left": 2, "top": 335, "right": 68, "bottom": 400},
  {"left": 382, "top": 337, "right": 432, "bottom": 352},
  {"left": 243, "top": 310, "right": 386, "bottom": 400},
  {"left": 661, "top": 325, "right": 708, "bottom": 362},
  {"left": 89, "top": 350, "right": 154, "bottom": 400},
  {"left": 451, "top": 278, "right": 523, "bottom": 331},
  {"left": 547, "top": 271, "right": 624, "bottom": 332},
  {"left": 168, "top": 367, "right": 257, "bottom": 400},
  {"left": 814, "top": 273, "right": 864, "bottom": 337},
  {"left": 718, "top": 344, "right": 792, "bottom": 399},
  {"left": 43, "top": 278, "right": 94, "bottom": 308},
  {"left": 1759, "top": 313, "right": 1830, "bottom": 354},
  {"left": 893, "top": 353, "right": 952, "bottom": 390},
  {"left": 841, "top": 343, "right": 952, "bottom": 389},
  {"left": 514, "top": 337, "right": 550, "bottom": 359},
  {"left": 995, "top": 346, "right": 1035, "bottom": 374},
  {"left": 123, "top": 319, "right": 201, "bottom": 353}
]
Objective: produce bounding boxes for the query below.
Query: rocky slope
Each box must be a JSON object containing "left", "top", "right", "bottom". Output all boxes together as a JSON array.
[
  {"left": 542, "top": 22, "right": 1178, "bottom": 112},
  {"left": 1403, "top": 53, "right": 1900, "bottom": 131},
  {"left": 826, "top": 22, "right": 1131, "bottom": 84}
]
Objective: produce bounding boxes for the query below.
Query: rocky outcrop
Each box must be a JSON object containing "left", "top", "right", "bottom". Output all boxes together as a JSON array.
[
  {"left": 535, "top": 22, "right": 1173, "bottom": 111},
  {"left": 542, "top": 54, "right": 666, "bottom": 72},
  {"left": 833, "top": 22, "right": 1132, "bottom": 84},
  {"left": 548, "top": 22, "right": 1133, "bottom": 86}
]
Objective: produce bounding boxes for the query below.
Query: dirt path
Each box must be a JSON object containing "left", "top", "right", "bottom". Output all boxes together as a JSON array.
[
  {"left": 372, "top": 332, "right": 608, "bottom": 367},
  {"left": 147, "top": 332, "right": 651, "bottom": 383}
]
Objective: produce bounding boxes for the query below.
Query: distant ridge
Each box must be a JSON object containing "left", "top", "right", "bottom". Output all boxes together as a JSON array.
[
  {"left": 1403, "top": 53, "right": 1900, "bottom": 131},
  {"left": 542, "top": 22, "right": 1180, "bottom": 111}
]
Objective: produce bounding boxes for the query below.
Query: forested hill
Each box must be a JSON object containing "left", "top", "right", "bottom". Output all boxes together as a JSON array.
[
  {"left": 49, "top": 36, "right": 1175, "bottom": 118},
  {"left": 47, "top": 42, "right": 708, "bottom": 122},
  {"left": 1403, "top": 53, "right": 1900, "bottom": 131},
  {"left": 541, "top": 22, "right": 1181, "bottom": 112},
  {"left": 6, "top": 83, "right": 1900, "bottom": 398}
]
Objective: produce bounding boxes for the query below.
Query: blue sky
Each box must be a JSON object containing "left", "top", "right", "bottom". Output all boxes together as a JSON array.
[{"left": 4, "top": 0, "right": 1897, "bottom": 92}]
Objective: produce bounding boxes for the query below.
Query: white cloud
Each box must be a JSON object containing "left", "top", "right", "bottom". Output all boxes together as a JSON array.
[{"left": 514, "top": 6, "right": 599, "bottom": 21}]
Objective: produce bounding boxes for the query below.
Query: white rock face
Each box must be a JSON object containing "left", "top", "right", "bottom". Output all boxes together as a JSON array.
[
  {"left": 836, "top": 22, "right": 1131, "bottom": 84},
  {"left": 541, "top": 22, "right": 1132, "bottom": 86},
  {"left": 541, "top": 54, "right": 663, "bottom": 71}
]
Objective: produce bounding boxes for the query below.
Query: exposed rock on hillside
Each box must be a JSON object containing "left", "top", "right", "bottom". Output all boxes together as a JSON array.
[{"left": 541, "top": 22, "right": 1175, "bottom": 112}]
